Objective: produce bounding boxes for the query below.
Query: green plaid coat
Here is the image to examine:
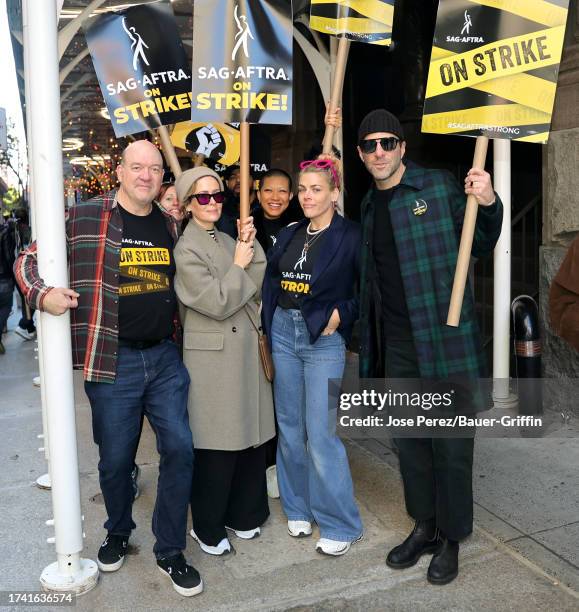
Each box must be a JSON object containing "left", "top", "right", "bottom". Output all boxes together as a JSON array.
[{"left": 359, "top": 160, "right": 503, "bottom": 381}]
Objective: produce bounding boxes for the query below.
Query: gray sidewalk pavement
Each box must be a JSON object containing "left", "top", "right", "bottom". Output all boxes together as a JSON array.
[{"left": 1, "top": 307, "right": 578, "bottom": 611}]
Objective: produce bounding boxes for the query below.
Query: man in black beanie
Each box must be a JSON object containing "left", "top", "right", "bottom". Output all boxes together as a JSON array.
[{"left": 353, "top": 108, "right": 503, "bottom": 584}]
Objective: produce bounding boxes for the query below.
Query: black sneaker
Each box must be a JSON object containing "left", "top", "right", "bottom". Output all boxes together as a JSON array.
[
  {"left": 131, "top": 463, "right": 140, "bottom": 500},
  {"left": 157, "top": 553, "right": 203, "bottom": 597},
  {"left": 97, "top": 534, "right": 129, "bottom": 572}
]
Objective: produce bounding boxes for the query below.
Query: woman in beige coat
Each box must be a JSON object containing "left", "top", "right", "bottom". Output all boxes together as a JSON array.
[{"left": 174, "top": 167, "right": 275, "bottom": 557}]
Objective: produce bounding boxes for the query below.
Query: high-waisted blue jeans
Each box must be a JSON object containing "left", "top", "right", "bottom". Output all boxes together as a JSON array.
[{"left": 271, "top": 307, "right": 363, "bottom": 542}]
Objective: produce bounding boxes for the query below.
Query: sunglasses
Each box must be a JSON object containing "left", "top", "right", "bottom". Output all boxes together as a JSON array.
[
  {"left": 359, "top": 137, "right": 400, "bottom": 154},
  {"left": 186, "top": 191, "right": 226, "bottom": 205},
  {"left": 299, "top": 159, "right": 340, "bottom": 189}
]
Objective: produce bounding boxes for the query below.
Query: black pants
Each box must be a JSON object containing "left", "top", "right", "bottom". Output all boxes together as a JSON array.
[
  {"left": 264, "top": 435, "right": 277, "bottom": 468},
  {"left": 191, "top": 445, "right": 269, "bottom": 546},
  {"left": 264, "top": 408, "right": 278, "bottom": 468},
  {"left": 385, "top": 338, "right": 474, "bottom": 541}
]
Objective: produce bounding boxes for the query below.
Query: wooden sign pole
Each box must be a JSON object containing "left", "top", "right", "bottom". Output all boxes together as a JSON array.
[
  {"left": 322, "top": 36, "right": 350, "bottom": 155},
  {"left": 239, "top": 121, "right": 250, "bottom": 222},
  {"left": 446, "top": 135, "right": 489, "bottom": 327},
  {"left": 157, "top": 125, "right": 182, "bottom": 178}
]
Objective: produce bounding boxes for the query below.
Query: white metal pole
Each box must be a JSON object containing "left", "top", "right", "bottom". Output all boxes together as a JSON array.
[
  {"left": 23, "top": 0, "right": 98, "bottom": 593},
  {"left": 22, "top": 0, "right": 51, "bottom": 490},
  {"left": 493, "top": 139, "right": 516, "bottom": 406}
]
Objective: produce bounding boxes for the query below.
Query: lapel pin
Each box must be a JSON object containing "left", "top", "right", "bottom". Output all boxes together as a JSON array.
[{"left": 412, "top": 199, "right": 428, "bottom": 216}]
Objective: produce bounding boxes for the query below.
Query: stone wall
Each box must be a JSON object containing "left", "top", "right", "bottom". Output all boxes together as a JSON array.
[{"left": 540, "top": 0, "right": 579, "bottom": 408}]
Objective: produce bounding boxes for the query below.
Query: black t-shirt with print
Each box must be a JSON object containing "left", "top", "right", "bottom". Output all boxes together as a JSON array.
[
  {"left": 278, "top": 224, "right": 327, "bottom": 310},
  {"left": 118, "top": 204, "right": 176, "bottom": 341}
]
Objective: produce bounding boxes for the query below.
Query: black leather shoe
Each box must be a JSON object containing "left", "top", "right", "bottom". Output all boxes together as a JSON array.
[
  {"left": 427, "top": 538, "right": 459, "bottom": 585},
  {"left": 386, "top": 520, "right": 440, "bottom": 569}
]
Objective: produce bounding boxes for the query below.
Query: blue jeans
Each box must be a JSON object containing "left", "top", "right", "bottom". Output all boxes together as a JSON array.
[
  {"left": 272, "top": 308, "right": 363, "bottom": 542},
  {"left": 85, "top": 340, "right": 193, "bottom": 559}
]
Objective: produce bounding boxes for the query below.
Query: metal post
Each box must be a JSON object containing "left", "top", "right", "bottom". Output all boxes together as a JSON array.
[
  {"left": 22, "top": 0, "right": 51, "bottom": 490},
  {"left": 23, "top": 0, "right": 98, "bottom": 593},
  {"left": 493, "top": 138, "right": 517, "bottom": 407}
]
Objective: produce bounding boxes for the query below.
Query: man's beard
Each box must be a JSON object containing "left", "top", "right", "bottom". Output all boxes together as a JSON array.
[{"left": 367, "top": 156, "right": 401, "bottom": 183}]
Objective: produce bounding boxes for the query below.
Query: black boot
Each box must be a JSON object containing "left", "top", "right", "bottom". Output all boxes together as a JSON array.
[
  {"left": 427, "top": 537, "right": 459, "bottom": 585},
  {"left": 386, "top": 519, "right": 440, "bottom": 569}
]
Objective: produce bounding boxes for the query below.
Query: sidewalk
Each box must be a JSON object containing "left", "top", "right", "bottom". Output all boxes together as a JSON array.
[{"left": 0, "top": 315, "right": 578, "bottom": 611}]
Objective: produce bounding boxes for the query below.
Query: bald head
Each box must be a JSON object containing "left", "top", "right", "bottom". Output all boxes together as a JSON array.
[
  {"left": 120, "top": 140, "right": 163, "bottom": 166},
  {"left": 116, "top": 140, "right": 164, "bottom": 213}
]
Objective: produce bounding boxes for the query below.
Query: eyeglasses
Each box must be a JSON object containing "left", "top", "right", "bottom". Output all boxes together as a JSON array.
[
  {"left": 299, "top": 159, "right": 340, "bottom": 189},
  {"left": 186, "top": 191, "right": 226, "bottom": 205},
  {"left": 359, "top": 137, "right": 400, "bottom": 154}
]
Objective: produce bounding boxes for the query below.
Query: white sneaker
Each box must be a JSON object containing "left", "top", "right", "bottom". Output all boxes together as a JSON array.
[
  {"left": 32, "top": 376, "right": 40, "bottom": 387},
  {"left": 15, "top": 328, "right": 36, "bottom": 341},
  {"left": 189, "top": 529, "right": 231, "bottom": 556},
  {"left": 266, "top": 465, "right": 280, "bottom": 498},
  {"left": 315, "top": 534, "right": 363, "bottom": 557},
  {"left": 287, "top": 520, "right": 312, "bottom": 538},
  {"left": 225, "top": 526, "right": 260, "bottom": 539}
]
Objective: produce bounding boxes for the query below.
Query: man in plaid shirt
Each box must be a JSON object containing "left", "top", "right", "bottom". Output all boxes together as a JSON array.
[
  {"left": 15, "top": 140, "right": 202, "bottom": 597},
  {"left": 355, "top": 110, "right": 503, "bottom": 585}
]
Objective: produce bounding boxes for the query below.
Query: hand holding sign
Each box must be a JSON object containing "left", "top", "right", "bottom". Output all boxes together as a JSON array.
[
  {"left": 464, "top": 168, "right": 495, "bottom": 207},
  {"left": 237, "top": 216, "right": 256, "bottom": 243},
  {"left": 324, "top": 103, "right": 342, "bottom": 130},
  {"left": 234, "top": 235, "right": 255, "bottom": 270}
]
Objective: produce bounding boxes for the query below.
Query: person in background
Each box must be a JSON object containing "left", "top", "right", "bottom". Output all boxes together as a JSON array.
[
  {"left": 0, "top": 213, "right": 16, "bottom": 354},
  {"left": 550, "top": 234, "right": 579, "bottom": 351},
  {"left": 157, "top": 182, "right": 184, "bottom": 222},
  {"left": 223, "top": 164, "right": 257, "bottom": 215},
  {"left": 174, "top": 167, "right": 275, "bottom": 556},
  {"left": 11, "top": 208, "right": 36, "bottom": 341},
  {"left": 217, "top": 165, "right": 258, "bottom": 239},
  {"left": 254, "top": 168, "right": 303, "bottom": 253},
  {"left": 261, "top": 157, "right": 363, "bottom": 557}
]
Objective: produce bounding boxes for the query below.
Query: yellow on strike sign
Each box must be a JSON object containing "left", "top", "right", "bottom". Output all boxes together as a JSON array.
[
  {"left": 422, "top": 0, "right": 569, "bottom": 143},
  {"left": 310, "top": 0, "right": 395, "bottom": 46}
]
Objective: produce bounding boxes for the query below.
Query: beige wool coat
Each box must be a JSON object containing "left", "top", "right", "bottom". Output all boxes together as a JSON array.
[{"left": 174, "top": 220, "right": 275, "bottom": 451}]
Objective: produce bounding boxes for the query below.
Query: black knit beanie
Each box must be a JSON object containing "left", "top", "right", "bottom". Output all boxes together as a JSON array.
[{"left": 358, "top": 109, "right": 404, "bottom": 142}]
